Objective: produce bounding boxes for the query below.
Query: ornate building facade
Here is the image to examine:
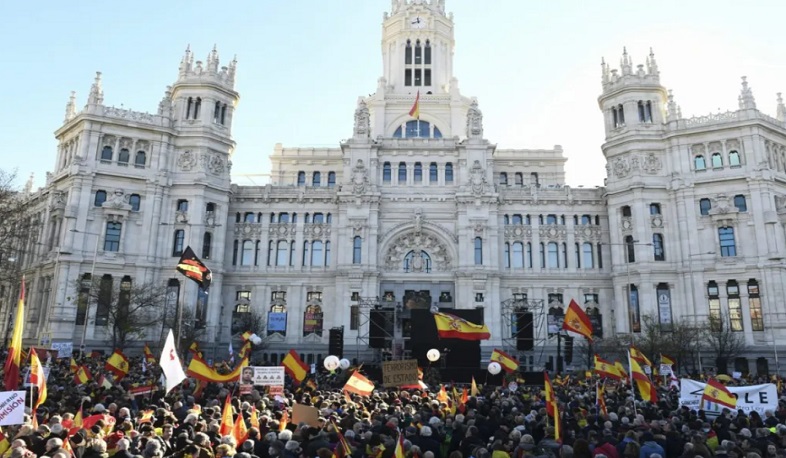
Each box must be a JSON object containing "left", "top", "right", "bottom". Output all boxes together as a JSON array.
[{"left": 7, "top": 0, "right": 786, "bottom": 373}]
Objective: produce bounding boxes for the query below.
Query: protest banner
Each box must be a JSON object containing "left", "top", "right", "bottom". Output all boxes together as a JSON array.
[
  {"left": 292, "top": 403, "right": 319, "bottom": 427},
  {"left": 51, "top": 342, "right": 73, "bottom": 359},
  {"left": 0, "top": 391, "right": 26, "bottom": 426},
  {"left": 679, "top": 379, "right": 777, "bottom": 415},
  {"left": 247, "top": 367, "right": 285, "bottom": 386},
  {"left": 382, "top": 359, "right": 418, "bottom": 387}
]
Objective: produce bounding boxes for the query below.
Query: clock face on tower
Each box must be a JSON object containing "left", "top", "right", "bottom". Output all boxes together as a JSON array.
[{"left": 410, "top": 16, "right": 426, "bottom": 29}]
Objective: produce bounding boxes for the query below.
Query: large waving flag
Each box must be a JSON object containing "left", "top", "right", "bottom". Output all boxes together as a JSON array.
[
  {"left": 433, "top": 312, "right": 490, "bottom": 340},
  {"left": 3, "top": 279, "right": 25, "bottom": 390},
  {"left": 176, "top": 246, "right": 212, "bottom": 291},
  {"left": 29, "top": 349, "right": 47, "bottom": 409},
  {"left": 544, "top": 371, "right": 556, "bottom": 417},
  {"left": 615, "top": 360, "right": 628, "bottom": 380},
  {"left": 409, "top": 91, "right": 420, "bottom": 119},
  {"left": 159, "top": 330, "right": 187, "bottom": 394},
  {"left": 702, "top": 378, "right": 736, "bottom": 411},
  {"left": 562, "top": 299, "right": 593, "bottom": 340},
  {"left": 594, "top": 354, "right": 623, "bottom": 380},
  {"left": 187, "top": 355, "right": 247, "bottom": 383},
  {"left": 490, "top": 349, "right": 519, "bottom": 373},
  {"left": 629, "top": 351, "right": 657, "bottom": 403},
  {"left": 630, "top": 346, "right": 653, "bottom": 369},
  {"left": 105, "top": 349, "right": 130, "bottom": 380},
  {"left": 281, "top": 349, "right": 309, "bottom": 384},
  {"left": 343, "top": 371, "right": 375, "bottom": 397}
]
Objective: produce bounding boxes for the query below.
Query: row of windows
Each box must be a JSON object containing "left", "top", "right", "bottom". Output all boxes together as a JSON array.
[
  {"left": 76, "top": 273, "right": 132, "bottom": 326},
  {"left": 503, "top": 214, "right": 601, "bottom": 226},
  {"left": 499, "top": 172, "right": 540, "bottom": 187},
  {"left": 231, "top": 240, "right": 333, "bottom": 267},
  {"left": 94, "top": 190, "right": 142, "bottom": 211},
  {"left": 404, "top": 39, "right": 432, "bottom": 87},
  {"left": 610, "top": 100, "right": 654, "bottom": 128},
  {"left": 172, "top": 230, "right": 213, "bottom": 259},
  {"left": 698, "top": 195, "right": 747, "bottom": 215},
  {"left": 620, "top": 203, "right": 662, "bottom": 217},
  {"left": 503, "top": 242, "right": 604, "bottom": 269},
  {"left": 382, "top": 161, "right": 453, "bottom": 183},
  {"left": 708, "top": 279, "right": 763, "bottom": 332},
  {"left": 297, "top": 171, "right": 336, "bottom": 187},
  {"left": 621, "top": 234, "right": 666, "bottom": 262},
  {"left": 694, "top": 150, "right": 741, "bottom": 170},
  {"left": 175, "top": 201, "right": 217, "bottom": 214},
  {"left": 392, "top": 120, "right": 443, "bottom": 139},
  {"left": 100, "top": 147, "right": 147, "bottom": 167},
  {"left": 235, "top": 212, "right": 332, "bottom": 224}
]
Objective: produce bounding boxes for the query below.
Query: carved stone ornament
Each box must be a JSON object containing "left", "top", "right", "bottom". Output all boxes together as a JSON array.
[
  {"left": 710, "top": 194, "right": 734, "bottom": 215},
  {"left": 103, "top": 189, "right": 131, "bottom": 210},
  {"left": 352, "top": 221, "right": 364, "bottom": 235},
  {"left": 651, "top": 215, "right": 664, "bottom": 228},
  {"left": 353, "top": 100, "right": 370, "bottom": 138},
  {"left": 49, "top": 191, "right": 67, "bottom": 212},
  {"left": 641, "top": 152, "right": 662, "bottom": 174},
  {"left": 538, "top": 225, "right": 567, "bottom": 241},
  {"left": 178, "top": 151, "right": 197, "bottom": 171},
  {"left": 621, "top": 216, "right": 633, "bottom": 233},
  {"left": 305, "top": 224, "right": 331, "bottom": 238},
  {"left": 466, "top": 99, "right": 483, "bottom": 138},
  {"left": 268, "top": 224, "right": 291, "bottom": 237},
  {"left": 207, "top": 155, "right": 225, "bottom": 175},
  {"left": 574, "top": 225, "right": 601, "bottom": 241},
  {"left": 504, "top": 226, "right": 533, "bottom": 240},
  {"left": 612, "top": 157, "right": 630, "bottom": 178},
  {"left": 350, "top": 160, "right": 369, "bottom": 194},
  {"left": 235, "top": 223, "right": 262, "bottom": 237},
  {"left": 384, "top": 231, "right": 452, "bottom": 272},
  {"left": 468, "top": 160, "right": 488, "bottom": 196},
  {"left": 472, "top": 221, "right": 485, "bottom": 235},
  {"left": 413, "top": 208, "right": 424, "bottom": 234}
]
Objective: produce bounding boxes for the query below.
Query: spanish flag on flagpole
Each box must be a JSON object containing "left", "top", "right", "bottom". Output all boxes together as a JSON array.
[
  {"left": 594, "top": 354, "right": 623, "bottom": 380},
  {"left": 409, "top": 91, "right": 420, "bottom": 119},
  {"left": 29, "top": 349, "right": 47, "bottom": 410},
  {"left": 702, "top": 378, "right": 736, "bottom": 411},
  {"left": 629, "top": 350, "right": 657, "bottom": 403},
  {"left": 219, "top": 395, "right": 234, "bottom": 437},
  {"left": 544, "top": 371, "right": 556, "bottom": 418},
  {"left": 490, "top": 349, "right": 519, "bottom": 373},
  {"left": 343, "top": 371, "right": 375, "bottom": 397},
  {"left": 562, "top": 299, "right": 593, "bottom": 340},
  {"left": 187, "top": 355, "right": 247, "bottom": 383},
  {"left": 281, "top": 349, "right": 309, "bottom": 385},
  {"left": 105, "top": 349, "right": 130, "bottom": 380},
  {"left": 433, "top": 312, "right": 490, "bottom": 341},
  {"left": 3, "top": 278, "right": 24, "bottom": 390}
]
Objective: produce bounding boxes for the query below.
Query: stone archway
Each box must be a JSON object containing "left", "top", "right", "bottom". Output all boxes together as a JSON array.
[{"left": 382, "top": 229, "right": 453, "bottom": 272}]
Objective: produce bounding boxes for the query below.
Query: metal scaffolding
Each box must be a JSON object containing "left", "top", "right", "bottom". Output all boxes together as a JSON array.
[
  {"left": 500, "top": 298, "right": 547, "bottom": 366},
  {"left": 354, "top": 297, "right": 396, "bottom": 362}
]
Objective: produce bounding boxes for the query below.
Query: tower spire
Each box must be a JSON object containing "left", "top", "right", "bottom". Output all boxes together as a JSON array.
[
  {"left": 620, "top": 47, "right": 632, "bottom": 76},
  {"left": 207, "top": 44, "right": 220, "bottom": 73},
  {"left": 64, "top": 91, "right": 76, "bottom": 122},
  {"left": 777, "top": 93, "right": 785, "bottom": 122},
  {"left": 179, "top": 44, "right": 193, "bottom": 77},
  {"left": 738, "top": 76, "right": 757, "bottom": 110},
  {"left": 601, "top": 57, "right": 610, "bottom": 85},
  {"left": 87, "top": 72, "right": 103, "bottom": 106},
  {"left": 646, "top": 47, "right": 659, "bottom": 75}
]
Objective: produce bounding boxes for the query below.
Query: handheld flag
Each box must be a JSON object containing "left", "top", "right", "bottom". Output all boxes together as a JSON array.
[
  {"left": 394, "top": 431, "right": 406, "bottom": 458},
  {"left": 471, "top": 376, "right": 479, "bottom": 397},
  {"left": 630, "top": 346, "right": 653, "bottom": 369},
  {"left": 553, "top": 396, "right": 562, "bottom": 443},
  {"left": 343, "top": 371, "right": 375, "bottom": 397},
  {"left": 3, "top": 279, "right": 24, "bottom": 390},
  {"left": 594, "top": 354, "right": 623, "bottom": 380},
  {"left": 544, "top": 371, "right": 556, "bottom": 417},
  {"left": 188, "top": 341, "right": 202, "bottom": 358},
  {"left": 70, "top": 358, "right": 79, "bottom": 374},
  {"left": 629, "top": 351, "right": 657, "bottom": 403},
  {"left": 105, "top": 349, "right": 130, "bottom": 380},
  {"left": 0, "top": 430, "right": 9, "bottom": 457},
  {"left": 143, "top": 344, "right": 156, "bottom": 364},
  {"left": 702, "top": 378, "right": 736, "bottom": 410},
  {"left": 562, "top": 299, "right": 593, "bottom": 340},
  {"left": 437, "top": 385, "right": 448, "bottom": 403},
  {"left": 433, "top": 312, "right": 490, "bottom": 340},
  {"left": 249, "top": 407, "right": 260, "bottom": 429},
  {"left": 409, "top": 91, "right": 420, "bottom": 119},
  {"left": 74, "top": 365, "right": 92, "bottom": 385},
  {"left": 281, "top": 349, "right": 309, "bottom": 384},
  {"left": 596, "top": 382, "right": 607, "bottom": 416},
  {"left": 219, "top": 395, "right": 234, "bottom": 437},
  {"left": 160, "top": 330, "right": 187, "bottom": 394},
  {"left": 29, "top": 349, "right": 47, "bottom": 409},
  {"left": 490, "top": 349, "right": 519, "bottom": 373},
  {"left": 176, "top": 246, "right": 212, "bottom": 291},
  {"left": 233, "top": 409, "right": 248, "bottom": 445},
  {"left": 187, "top": 355, "right": 247, "bottom": 383}
]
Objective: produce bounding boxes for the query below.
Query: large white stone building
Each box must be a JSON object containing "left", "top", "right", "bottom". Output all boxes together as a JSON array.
[{"left": 8, "top": 0, "right": 786, "bottom": 373}]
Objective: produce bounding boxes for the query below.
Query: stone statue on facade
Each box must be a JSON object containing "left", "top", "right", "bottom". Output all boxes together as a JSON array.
[
  {"left": 353, "top": 99, "right": 370, "bottom": 138},
  {"left": 351, "top": 160, "right": 369, "bottom": 194},
  {"left": 468, "top": 160, "right": 487, "bottom": 195},
  {"left": 466, "top": 99, "right": 483, "bottom": 138}
]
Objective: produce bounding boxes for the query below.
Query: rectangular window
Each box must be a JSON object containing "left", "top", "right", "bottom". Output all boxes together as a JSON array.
[
  {"left": 424, "top": 69, "right": 431, "bottom": 86},
  {"left": 405, "top": 69, "right": 412, "bottom": 86},
  {"left": 429, "top": 163, "right": 438, "bottom": 182},
  {"left": 629, "top": 284, "right": 641, "bottom": 333},
  {"left": 597, "top": 243, "right": 603, "bottom": 268},
  {"left": 95, "top": 274, "right": 113, "bottom": 326},
  {"left": 398, "top": 163, "right": 407, "bottom": 183},
  {"left": 350, "top": 305, "right": 359, "bottom": 331},
  {"left": 104, "top": 222, "right": 122, "bottom": 252},
  {"left": 749, "top": 280, "right": 764, "bottom": 331},
  {"left": 75, "top": 274, "right": 91, "bottom": 325},
  {"left": 708, "top": 281, "right": 721, "bottom": 332},
  {"left": 728, "top": 281, "right": 743, "bottom": 332},
  {"left": 176, "top": 199, "right": 189, "bottom": 212},
  {"left": 718, "top": 227, "right": 737, "bottom": 257},
  {"left": 474, "top": 237, "right": 483, "bottom": 265},
  {"left": 414, "top": 44, "right": 422, "bottom": 64},
  {"left": 414, "top": 69, "right": 422, "bottom": 86}
]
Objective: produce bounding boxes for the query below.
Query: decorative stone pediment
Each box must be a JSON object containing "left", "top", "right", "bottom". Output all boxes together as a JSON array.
[
  {"left": 383, "top": 231, "right": 452, "bottom": 272},
  {"left": 102, "top": 189, "right": 132, "bottom": 211}
]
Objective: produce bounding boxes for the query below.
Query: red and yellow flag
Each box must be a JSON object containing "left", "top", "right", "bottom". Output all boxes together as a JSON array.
[
  {"left": 630, "top": 346, "right": 653, "bottom": 368},
  {"left": 0, "top": 429, "right": 10, "bottom": 456},
  {"left": 394, "top": 430, "right": 406, "bottom": 458},
  {"left": 594, "top": 354, "right": 623, "bottom": 380},
  {"left": 332, "top": 429, "right": 352, "bottom": 458},
  {"left": 105, "top": 349, "right": 130, "bottom": 380},
  {"left": 188, "top": 341, "right": 202, "bottom": 358},
  {"left": 433, "top": 312, "right": 490, "bottom": 341},
  {"left": 544, "top": 371, "right": 556, "bottom": 417},
  {"left": 562, "top": 299, "right": 593, "bottom": 340},
  {"left": 553, "top": 396, "right": 562, "bottom": 443},
  {"left": 614, "top": 360, "right": 628, "bottom": 380},
  {"left": 70, "top": 358, "right": 79, "bottom": 374},
  {"left": 436, "top": 385, "right": 448, "bottom": 403},
  {"left": 343, "top": 371, "right": 375, "bottom": 397},
  {"left": 471, "top": 376, "right": 479, "bottom": 397},
  {"left": 702, "top": 378, "right": 736, "bottom": 410},
  {"left": 3, "top": 279, "right": 25, "bottom": 390},
  {"left": 660, "top": 354, "right": 675, "bottom": 367},
  {"left": 409, "top": 91, "right": 420, "bottom": 119},
  {"left": 233, "top": 409, "right": 248, "bottom": 445},
  {"left": 490, "top": 349, "right": 519, "bottom": 373},
  {"left": 596, "top": 382, "right": 607, "bottom": 416},
  {"left": 73, "top": 365, "right": 92, "bottom": 385},
  {"left": 281, "top": 349, "right": 309, "bottom": 384},
  {"left": 143, "top": 344, "right": 156, "bottom": 364},
  {"left": 629, "top": 351, "right": 657, "bottom": 403},
  {"left": 219, "top": 395, "right": 234, "bottom": 437},
  {"left": 279, "top": 409, "right": 289, "bottom": 432},
  {"left": 29, "top": 349, "right": 47, "bottom": 409},
  {"left": 249, "top": 407, "right": 260, "bottom": 429},
  {"left": 187, "top": 355, "right": 247, "bottom": 383}
]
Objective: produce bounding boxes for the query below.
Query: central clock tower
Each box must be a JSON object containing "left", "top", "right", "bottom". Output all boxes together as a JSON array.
[{"left": 381, "top": 0, "right": 455, "bottom": 95}]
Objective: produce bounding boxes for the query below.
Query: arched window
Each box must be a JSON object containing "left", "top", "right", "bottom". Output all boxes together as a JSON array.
[
  {"left": 326, "top": 213, "right": 332, "bottom": 224},
  {"left": 194, "top": 97, "right": 201, "bottom": 118},
  {"left": 617, "top": 104, "right": 625, "bottom": 125},
  {"left": 699, "top": 198, "right": 711, "bottom": 216},
  {"left": 621, "top": 205, "right": 632, "bottom": 217},
  {"left": 734, "top": 195, "right": 747, "bottom": 212},
  {"left": 398, "top": 162, "right": 407, "bottom": 183},
  {"left": 445, "top": 163, "right": 454, "bottom": 183},
  {"left": 312, "top": 213, "right": 324, "bottom": 224},
  {"left": 405, "top": 39, "right": 412, "bottom": 65},
  {"left": 474, "top": 237, "right": 483, "bottom": 265},
  {"left": 232, "top": 240, "right": 239, "bottom": 265},
  {"left": 94, "top": 190, "right": 107, "bottom": 207},
  {"left": 526, "top": 242, "right": 533, "bottom": 268},
  {"left": 581, "top": 215, "right": 592, "bottom": 225},
  {"left": 297, "top": 171, "right": 306, "bottom": 186},
  {"left": 499, "top": 172, "right": 508, "bottom": 185},
  {"left": 653, "top": 233, "right": 665, "bottom": 261},
  {"left": 624, "top": 235, "right": 635, "bottom": 263},
  {"left": 429, "top": 163, "right": 438, "bottom": 183},
  {"left": 547, "top": 242, "right": 559, "bottom": 268},
  {"left": 312, "top": 172, "right": 321, "bottom": 186},
  {"left": 186, "top": 97, "right": 193, "bottom": 119},
  {"left": 118, "top": 148, "right": 130, "bottom": 165},
  {"left": 241, "top": 240, "right": 254, "bottom": 266},
  {"left": 353, "top": 236, "right": 362, "bottom": 264},
  {"left": 515, "top": 173, "right": 523, "bottom": 186},
  {"left": 503, "top": 215, "right": 510, "bottom": 225},
  {"left": 129, "top": 194, "right": 141, "bottom": 212},
  {"left": 276, "top": 240, "right": 288, "bottom": 266},
  {"left": 711, "top": 152, "right": 723, "bottom": 168},
  {"left": 202, "top": 232, "right": 212, "bottom": 259},
  {"left": 415, "top": 39, "right": 422, "bottom": 65},
  {"left": 650, "top": 203, "right": 661, "bottom": 215},
  {"left": 278, "top": 213, "right": 290, "bottom": 223},
  {"left": 255, "top": 241, "right": 262, "bottom": 266},
  {"left": 383, "top": 162, "right": 391, "bottom": 183},
  {"left": 220, "top": 104, "right": 227, "bottom": 124},
  {"left": 403, "top": 250, "right": 432, "bottom": 273},
  {"left": 302, "top": 241, "right": 310, "bottom": 266},
  {"left": 325, "top": 241, "right": 331, "bottom": 266},
  {"left": 327, "top": 172, "right": 336, "bottom": 188},
  {"left": 729, "top": 150, "right": 741, "bottom": 167},
  {"left": 512, "top": 242, "right": 524, "bottom": 268},
  {"left": 414, "top": 162, "right": 423, "bottom": 183},
  {"left": 172, "top": 229, "right": 185, "bottom": 256},
  {"left": 546, "top": 214, "right": 557, "bottom": 225},
  {"left": 424, "top": 39, "right": 432, "bottom": 65},
  {"left": 101, "top": 146, "right": 113, "bottom": 162},
  {"left": 504, "top": 243, "right": 510, "bottom": 268},
  {"left": 530, "top": 172, "right": 539, "bottom": 188},
  {"left": 290, "top": 241, "right": 296, "bottom": 266},
  {"left": 104, "top": 222, "right": 122, "bottom": 252},
  {"left": 582, "top": 242, "right": 594, "bottom": 268},
  {"left": 311, "top": 241, "right": 324, "bottom": 266},
  {"left": 134, "top": 151, "right": 146, "bottom": 168},
  {"left": 694, "top": 155, "right": 706, "bottom": 170},
  {"left": 512, "top": 214, "right": 523, "bottom": 225},
  {"left": 244, "top": 212, "right": 255, "bottom": 223},
  {"left": 214, "top": 101, "right": 221, "bottom": 123}
]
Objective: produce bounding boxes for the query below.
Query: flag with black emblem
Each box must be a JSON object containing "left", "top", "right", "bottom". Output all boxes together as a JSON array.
[{"left": 176, "top": 246, "right": 212, "bottom": 291}]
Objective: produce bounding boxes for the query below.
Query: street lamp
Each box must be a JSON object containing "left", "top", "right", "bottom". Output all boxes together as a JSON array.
[{"left": 70, "top": 229, "right": 101, "bottom": 358}]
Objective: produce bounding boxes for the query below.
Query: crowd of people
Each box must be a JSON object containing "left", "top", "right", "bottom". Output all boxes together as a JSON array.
[{"left": 4, "top": 352, "right": 786, "bottom": 458}]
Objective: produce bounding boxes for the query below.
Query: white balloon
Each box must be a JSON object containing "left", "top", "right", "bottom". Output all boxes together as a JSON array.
[
  {"left": 339, "top": 358, "right": 351, "bottom": 370},
  {"left": 426, "top": 349, "right": 441, "bottom": 362},
  {"left": 324, "top": 355, "right": 340, "bottom": 371},
  {"left": 488, "top": 362, "right": 502, "bottom": 375}
]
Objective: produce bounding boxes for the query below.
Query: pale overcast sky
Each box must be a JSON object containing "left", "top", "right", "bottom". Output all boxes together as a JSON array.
[{"left": 3, "top": 0, "right": 786, "bottom": 189}]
